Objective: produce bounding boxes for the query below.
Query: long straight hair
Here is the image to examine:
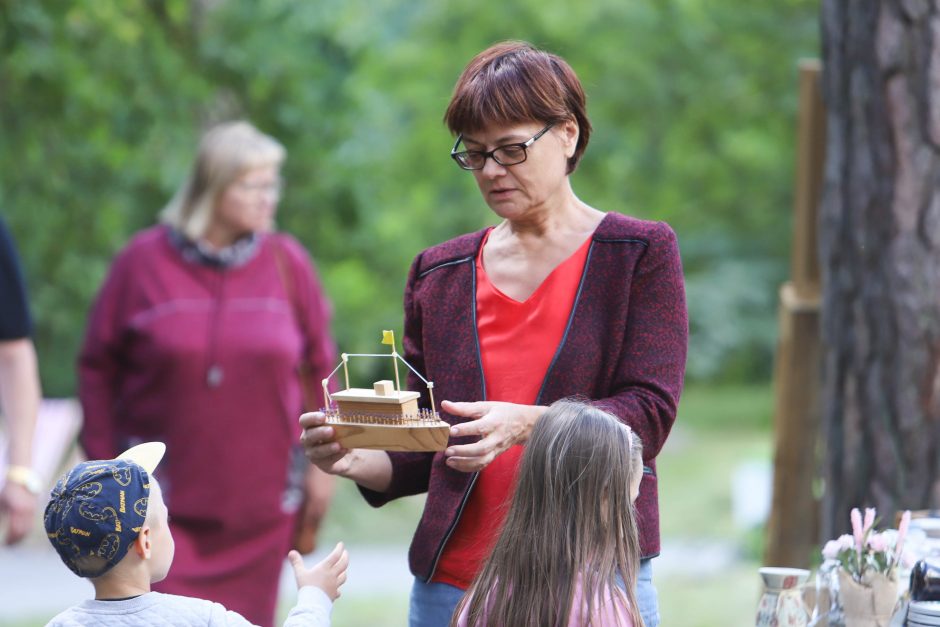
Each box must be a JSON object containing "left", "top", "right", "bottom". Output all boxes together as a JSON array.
[{"left": 452, "top": 400, "right": 644, "bottom": 627}]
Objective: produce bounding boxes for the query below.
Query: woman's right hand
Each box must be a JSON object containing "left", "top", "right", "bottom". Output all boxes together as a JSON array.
[{"left": 298, "top": 412, "right": 393, "bottom": 492}]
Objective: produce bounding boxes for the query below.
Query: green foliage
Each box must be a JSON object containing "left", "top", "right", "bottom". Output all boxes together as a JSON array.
[
  {"left": 677, "top": 382, "right": 775, "bottom": 432},
  {"left": 0, "top": 0, "right": 818, "bottom": 395}
]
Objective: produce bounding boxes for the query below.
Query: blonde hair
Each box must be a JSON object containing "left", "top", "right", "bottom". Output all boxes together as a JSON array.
[
  {"left": 454, "top": 399, "right": 644, "bottom": 627},
  {"left": 159, "top": 120, "right": 285, "bottom": 241}
]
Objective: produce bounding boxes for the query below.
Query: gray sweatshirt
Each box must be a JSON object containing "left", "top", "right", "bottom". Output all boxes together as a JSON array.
[{"left": 45, "top": 587, "right": 331, "bottom": 626}]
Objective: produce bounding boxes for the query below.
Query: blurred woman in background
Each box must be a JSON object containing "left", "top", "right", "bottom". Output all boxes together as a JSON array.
[{"left": 79, "top": 120, "right": 336, "bottom": 626}]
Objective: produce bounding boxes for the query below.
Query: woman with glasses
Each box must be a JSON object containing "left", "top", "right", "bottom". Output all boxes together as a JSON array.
[
  {"left": 78, "top": 120, "right": 337, "bottom": 626},
  {"left": 301, "top": 41, "right": 687, "bottom": 627}
]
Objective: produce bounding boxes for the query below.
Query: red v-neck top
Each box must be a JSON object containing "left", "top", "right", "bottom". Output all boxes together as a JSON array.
[{"left": 432, "top": 227, "right": 593, "bottom": 589}]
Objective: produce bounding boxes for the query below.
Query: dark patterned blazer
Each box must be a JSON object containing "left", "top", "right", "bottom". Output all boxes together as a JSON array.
[{"left": 361, "top": 211, "right": 688, "bottom": 582}]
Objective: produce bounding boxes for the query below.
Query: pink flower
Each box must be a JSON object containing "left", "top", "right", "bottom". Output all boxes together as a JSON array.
[
  {"left": 832, "top": 507, "right": 908, "bottom": 579},
  {"left": 851, "top": 508, "right": 864, "bottom": 555},
  {"left": 823, "top": 534, "right": 855, "bottom": 560},
  {"left": 867, "top": 532, "right": 888, "bottom": 553},
  {"left": 896, "top": 510, "right": 911, "bottom": 558},
  {"left": 823, "top": 539, "right": 843, "bottom": 560},
  {"left": 901, "top": 549, "right": 917, "bottom": 569},
  {"left": 823, "top": 535, "right": 854, "bottom": 559}
]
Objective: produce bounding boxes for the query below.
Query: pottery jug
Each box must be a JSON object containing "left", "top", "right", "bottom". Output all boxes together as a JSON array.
[{"left": 756, "top": 567, "right": 812, "bottom": 627}]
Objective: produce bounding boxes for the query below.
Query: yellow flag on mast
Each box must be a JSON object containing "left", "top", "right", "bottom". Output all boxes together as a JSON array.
[{"left": 382, "top": 330, "right": 401, "bottom": 391}]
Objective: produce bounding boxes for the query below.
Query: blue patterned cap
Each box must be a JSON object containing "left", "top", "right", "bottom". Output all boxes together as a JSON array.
[{"left": 44, "top": 442, "right": 166, "bottom": 578}]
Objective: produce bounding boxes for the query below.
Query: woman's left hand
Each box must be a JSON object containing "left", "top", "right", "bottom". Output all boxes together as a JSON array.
[{"left": 442, "top": 400, "right": 545, "bottom": 472}]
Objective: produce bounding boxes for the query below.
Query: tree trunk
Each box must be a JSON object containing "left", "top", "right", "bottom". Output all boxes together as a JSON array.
[{"left": 820, "top": 0, "right": 940, "bottom": 541}]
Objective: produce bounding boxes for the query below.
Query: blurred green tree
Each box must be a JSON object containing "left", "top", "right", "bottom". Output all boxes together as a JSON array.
[{"left": 0, "top": 0, "right": 817, "bottom": 396}]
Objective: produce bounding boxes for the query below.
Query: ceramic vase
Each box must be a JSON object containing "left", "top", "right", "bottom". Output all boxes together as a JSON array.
[{"left": 756, "top": 567, "right": 811, "bottom": 627}]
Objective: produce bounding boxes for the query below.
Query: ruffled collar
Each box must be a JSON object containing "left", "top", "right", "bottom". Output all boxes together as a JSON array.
[{"left": 166, "top": 227, "right": 260, "bottom": 269}]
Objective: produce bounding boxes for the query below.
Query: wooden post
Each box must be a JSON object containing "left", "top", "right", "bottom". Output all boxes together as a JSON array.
[{"left": 764, "top": 59, "right": 826, "bottom": 568}]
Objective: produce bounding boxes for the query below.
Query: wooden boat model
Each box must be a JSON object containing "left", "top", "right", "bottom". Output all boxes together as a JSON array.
[{"left": 318, "top": 330, "right": 450, "bottom": 452}]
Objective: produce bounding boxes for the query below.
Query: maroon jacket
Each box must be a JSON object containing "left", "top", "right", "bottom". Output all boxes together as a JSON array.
[{"left": 361, "top": 212, "right": 688, "bottom": 582}]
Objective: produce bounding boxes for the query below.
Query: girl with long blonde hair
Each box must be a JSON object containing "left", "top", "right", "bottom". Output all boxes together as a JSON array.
[{"left": 452, "top": 399, "right": 645, "bottom": 627}]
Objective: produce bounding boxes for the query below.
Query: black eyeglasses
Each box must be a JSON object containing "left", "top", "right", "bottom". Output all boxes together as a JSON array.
[{"left": 450, "top": 123, "right": 554, "bottom": 170}]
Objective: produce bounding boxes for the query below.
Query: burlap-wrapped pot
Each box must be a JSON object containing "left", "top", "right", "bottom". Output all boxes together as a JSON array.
[{"left": 837, "top": 569, "right": 898, "bottom": 627}]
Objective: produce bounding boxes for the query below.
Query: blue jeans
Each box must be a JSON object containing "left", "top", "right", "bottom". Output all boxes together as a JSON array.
[
  {"left": 636, "top": 558, "right": 660, "bottom": 627},
  {"left": 409, "top": 578, "right": 466, "bottom": 627},
  {"left": 408, "top": 558, "right": 660, "bottom": 627}
]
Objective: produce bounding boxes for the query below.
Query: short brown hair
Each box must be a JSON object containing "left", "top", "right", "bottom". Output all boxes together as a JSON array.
[{"left": 444, "top": 41, "right": 592, "bottom": 174}]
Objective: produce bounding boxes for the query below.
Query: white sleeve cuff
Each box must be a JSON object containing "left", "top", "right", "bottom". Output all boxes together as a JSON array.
[{"left": 296, "top": 585, "right": 333, "bottom": 612}]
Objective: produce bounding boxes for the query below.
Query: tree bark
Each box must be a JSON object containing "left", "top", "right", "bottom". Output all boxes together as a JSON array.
[{"left": 820, "top": 0, "right": 940, "bottom": 541}]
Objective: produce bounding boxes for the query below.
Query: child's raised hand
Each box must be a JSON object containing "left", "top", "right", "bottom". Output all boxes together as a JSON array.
[{"left": 288, "top": 542, "right": 349, "bottom": 601}]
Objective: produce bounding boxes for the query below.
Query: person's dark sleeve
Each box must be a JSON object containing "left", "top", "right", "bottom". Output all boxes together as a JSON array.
[
  {"left": 592, "top": 222, "right": 688, "bottom": 461},
  {"left": 0, "top": 218, "right": 33, "bottom": 340}
]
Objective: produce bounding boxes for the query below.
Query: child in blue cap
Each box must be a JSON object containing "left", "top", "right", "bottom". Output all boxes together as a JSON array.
[{"left": 43, "top": 442, "right": 348, "bottom": 626}]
